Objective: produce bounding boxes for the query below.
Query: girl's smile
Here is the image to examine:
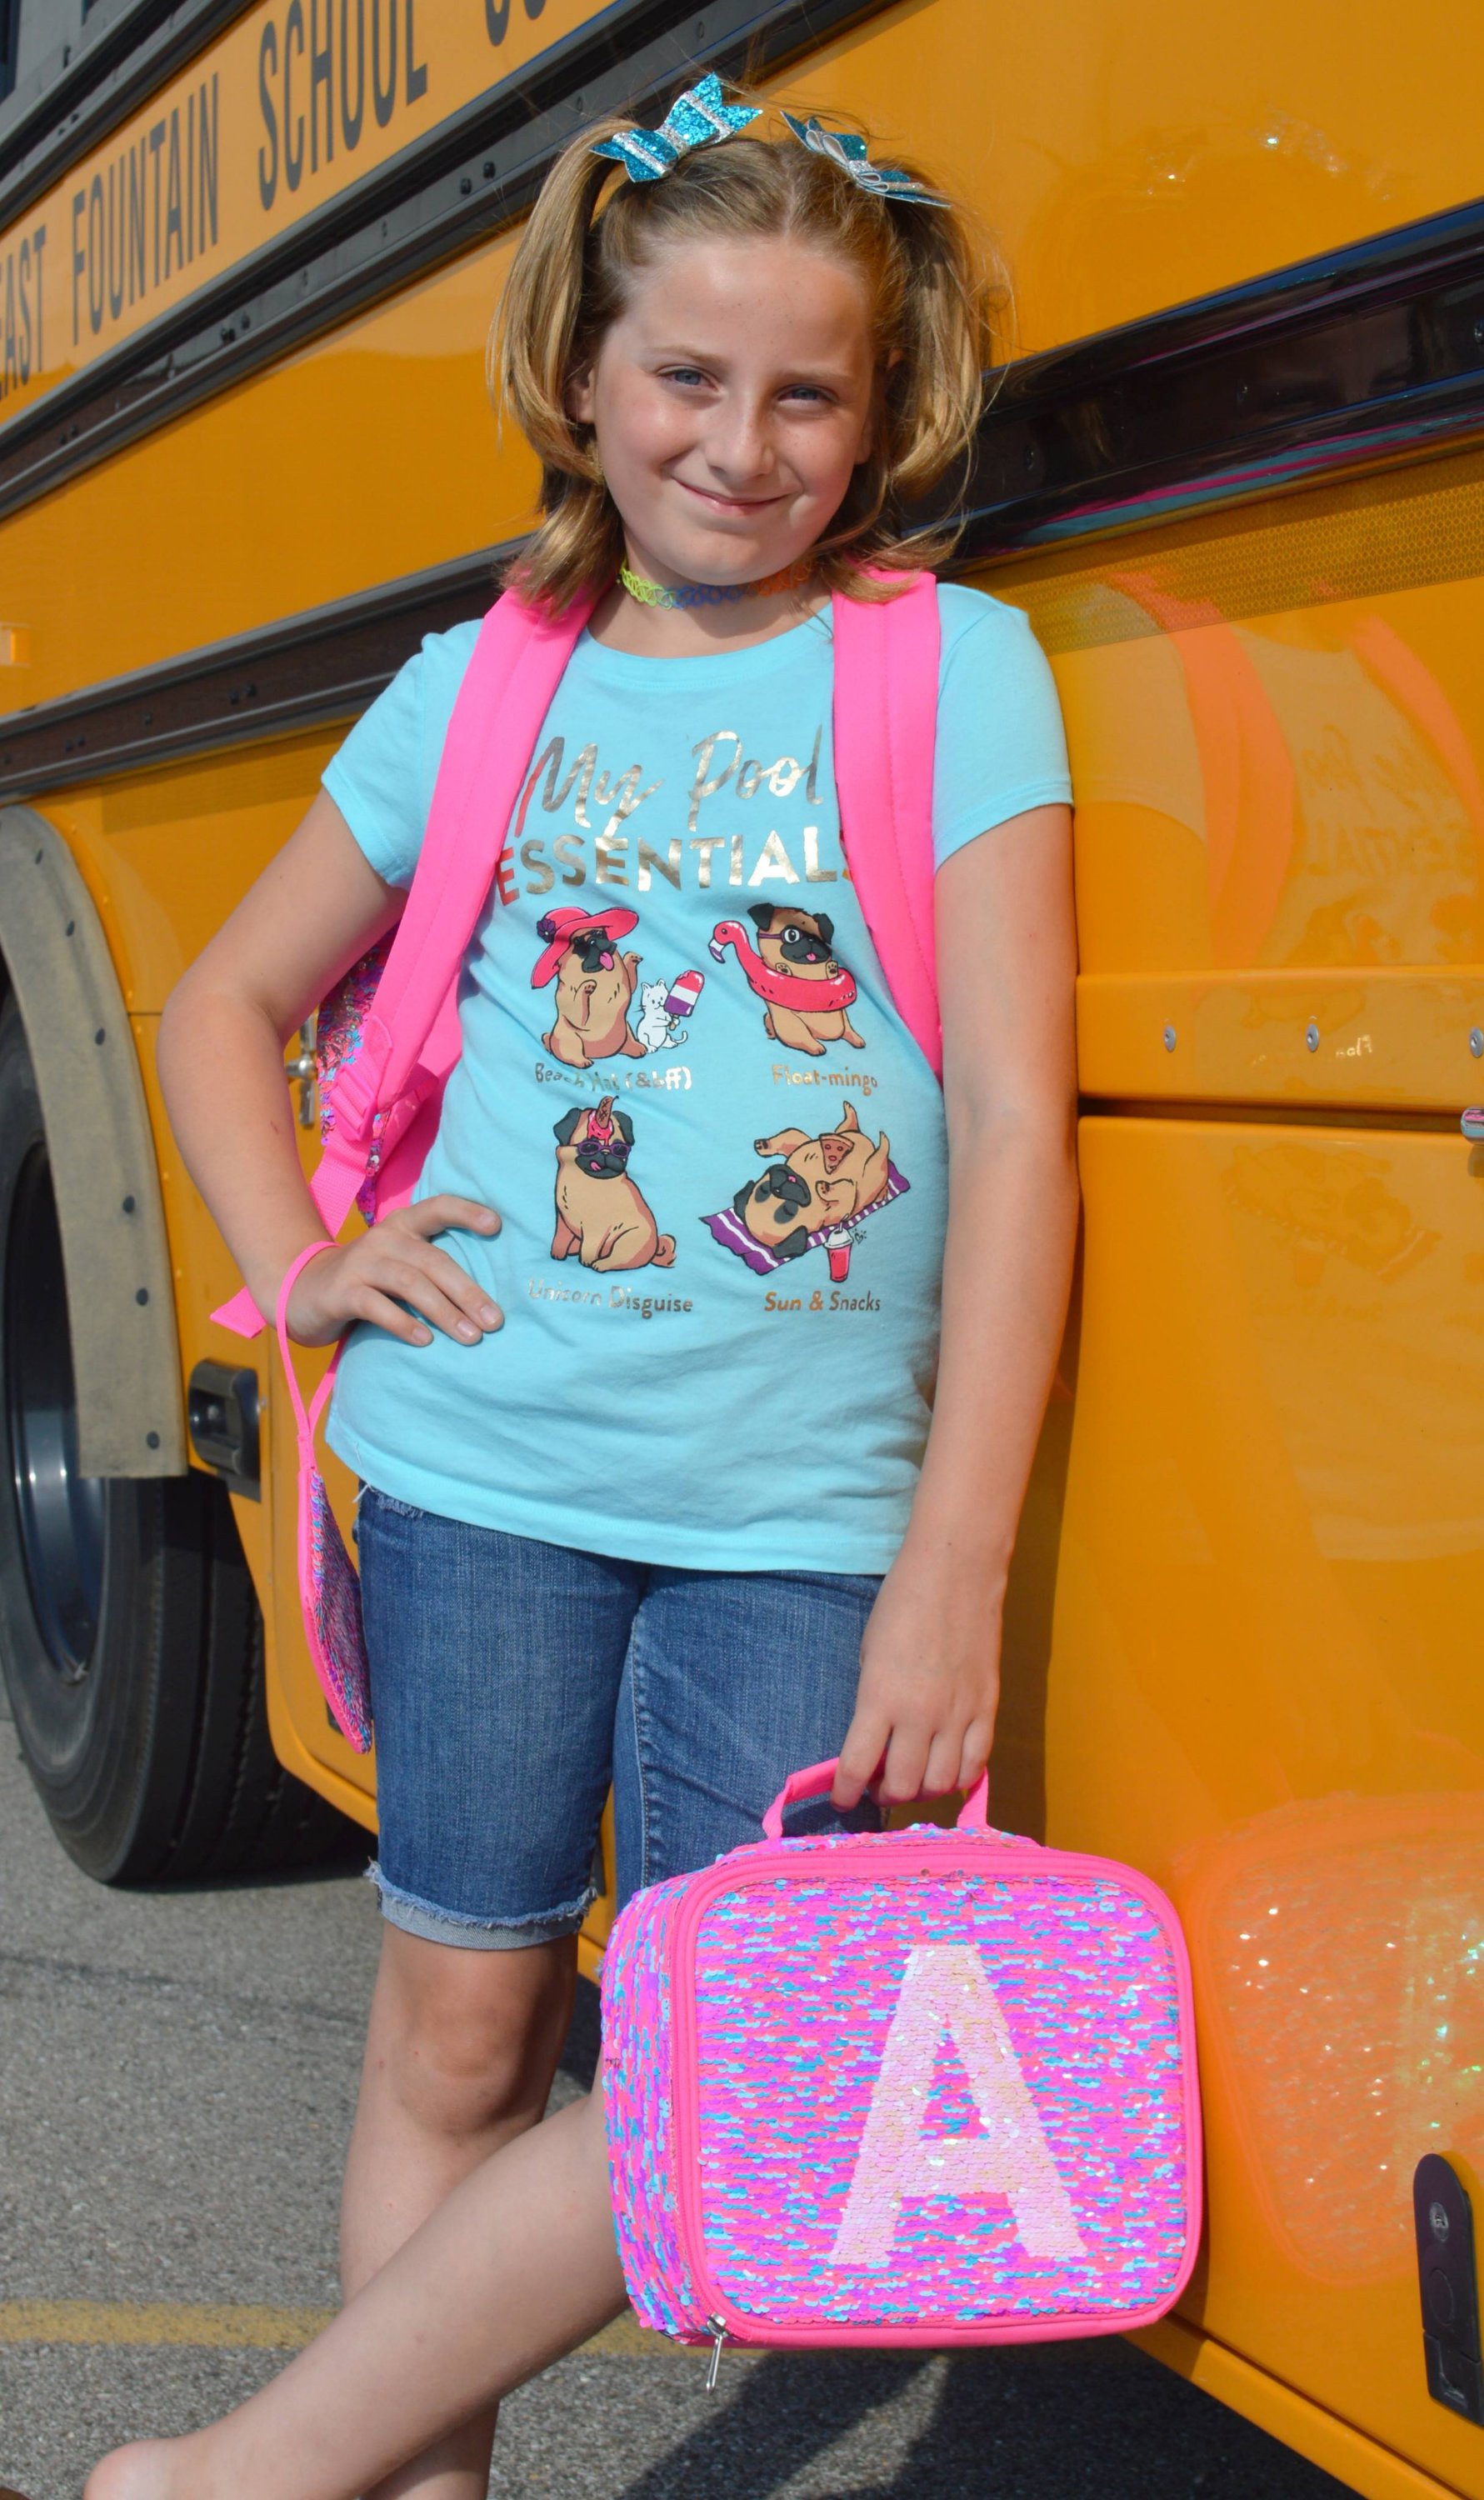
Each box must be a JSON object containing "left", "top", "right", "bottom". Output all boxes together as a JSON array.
[{"left": 677, "top": 482, "right": 791, "bottom": 515}]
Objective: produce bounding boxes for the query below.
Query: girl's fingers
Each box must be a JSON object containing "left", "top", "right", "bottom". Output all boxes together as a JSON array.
[
  {"left": 285, "top": 1226, "right": 504, "bottom": 1347},
  {"left": 397, "top": 1194, "right": 501, "bottom": 1239},
  {"left": 417, "top": 1245, "right": 504, "bottom": 1332},
  {"left": 921, "top": 1725, "right": 967, "bottom": 1799},
  {"left": 877, "top": 1723, "right": 931, "bottom": 1808},
  {"left": 362, "top": 1258, "right": 491, "bottom": 1345},
  {"left": 347, "top": 1283, "right": 435, "bottom": 1347},
  {"left": 957, "top": 1722, "right": 994, "bottom": 1798},
  {"left": 832, "top": 1712, "right": 888, "bottom": 1809},
  {"left": 834, "top": 1713, "right": 991, "bottom": 1814}
]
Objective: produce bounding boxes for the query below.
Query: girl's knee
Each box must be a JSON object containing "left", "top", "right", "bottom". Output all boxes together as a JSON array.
[{"left": 372, "top": 1933, "right": 574, "bottom": 2132}]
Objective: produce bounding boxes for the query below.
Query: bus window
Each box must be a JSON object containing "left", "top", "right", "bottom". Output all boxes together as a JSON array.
[{"left": 0, "top": 0, "right": 20, "bottom": 103}]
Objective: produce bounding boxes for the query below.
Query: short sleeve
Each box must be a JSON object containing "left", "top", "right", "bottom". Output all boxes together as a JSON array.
[
  {"left": 932, "top": 586, "right": 1073, "bottom": 870},
  {"left": 320, "top": 620, "right": 482, "bottom": 890}
]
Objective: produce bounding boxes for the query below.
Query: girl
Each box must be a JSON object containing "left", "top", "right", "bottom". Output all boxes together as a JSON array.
[{"left": 82, "top": 78, "right": 1076, "bottom": 2500}]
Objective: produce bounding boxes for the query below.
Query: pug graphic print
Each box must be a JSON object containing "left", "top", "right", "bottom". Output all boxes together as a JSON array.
[
  {"left": 319, "top": 591, "right": 1072, "bottom": 1568},
  {"left": 552, "top": 1098, "right": 677, "bottom": 1272}
]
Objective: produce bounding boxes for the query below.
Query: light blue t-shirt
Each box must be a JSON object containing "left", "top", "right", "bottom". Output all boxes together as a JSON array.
[{"left": 322, "top": 584, "right": 1070, "bottom": 1571}]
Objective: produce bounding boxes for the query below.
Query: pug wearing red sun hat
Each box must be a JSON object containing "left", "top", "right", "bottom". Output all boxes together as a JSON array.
[{"left": 532, "top": 905, "right": 646, "bottom": 1068}]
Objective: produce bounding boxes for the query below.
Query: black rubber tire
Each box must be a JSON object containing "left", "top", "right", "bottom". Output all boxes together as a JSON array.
[{"left": 0, "top": 997, "right": 362, "bottom": 1882}]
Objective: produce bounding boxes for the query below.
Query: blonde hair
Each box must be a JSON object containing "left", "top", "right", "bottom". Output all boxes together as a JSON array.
[{"left": 492, "top": 93, "right": 997, "bottom": 611}]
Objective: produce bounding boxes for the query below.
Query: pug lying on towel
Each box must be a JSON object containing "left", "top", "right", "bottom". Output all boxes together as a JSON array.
[{"left": 733, "top": 1100, "right": 892, "bottom": 1262}]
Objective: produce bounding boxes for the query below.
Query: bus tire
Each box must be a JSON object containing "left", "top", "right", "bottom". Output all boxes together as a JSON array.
[{"left": 0, "top": 998, "right": 362, "bottom": 1882}]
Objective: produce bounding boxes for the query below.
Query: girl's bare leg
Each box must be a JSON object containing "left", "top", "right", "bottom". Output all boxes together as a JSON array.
[
  {"left": 341, "top": 1928, "right": 576, "bottom": 2500},
  {"left": 85, "top": 2084, "right": 627, "bottom": 2500}
]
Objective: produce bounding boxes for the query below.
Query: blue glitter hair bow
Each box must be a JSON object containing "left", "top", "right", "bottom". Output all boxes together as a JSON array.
[
  {"left": 592, "top": 74, "right": 760, "bottom": 182},
  {"left": 781, "top": 112, "right": 946, "bottom": 207}
]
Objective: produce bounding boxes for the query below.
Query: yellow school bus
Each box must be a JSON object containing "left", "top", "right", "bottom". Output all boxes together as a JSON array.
[{"left": 1, "top": 0, "right": 1482, "bottom": 2489}]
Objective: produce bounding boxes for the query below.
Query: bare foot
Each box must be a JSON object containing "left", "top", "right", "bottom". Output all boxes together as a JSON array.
[{"left": 83, "top": 2438, "right": 183, "bottom": 2500}]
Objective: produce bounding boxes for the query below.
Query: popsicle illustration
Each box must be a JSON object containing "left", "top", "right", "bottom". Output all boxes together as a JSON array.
[{"left": 663, "top": 968, "right": 706, "bottom": 1018}]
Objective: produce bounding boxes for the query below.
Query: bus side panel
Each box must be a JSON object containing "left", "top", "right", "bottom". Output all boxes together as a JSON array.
[
  {"left": 984, "top": 458, "right": 1484, "bottom": 2487},
  {"left": 129, "top": 998, "right": 380, "bottom": 1820},
  {"left": 1048, "top": 1114, "right": 1484, "bottom": 2496},
  {"left": 58, "top": 735, "right": 342, "bottom": 1011},
  {"left": 47, "top": 739, "right": 379, "bottom": 1802}
]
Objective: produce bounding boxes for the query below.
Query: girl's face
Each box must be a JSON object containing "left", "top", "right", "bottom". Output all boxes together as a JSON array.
[{"left": 568, "top": 234, "right": 878, "bottom": 588}]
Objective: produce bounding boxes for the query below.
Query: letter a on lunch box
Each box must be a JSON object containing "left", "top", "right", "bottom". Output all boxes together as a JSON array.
[{"left": 829, "top": 1945, "right": 1087, "bottom": 2269}]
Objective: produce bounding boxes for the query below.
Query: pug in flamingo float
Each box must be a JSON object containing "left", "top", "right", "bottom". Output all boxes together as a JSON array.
[{"left": 709, "top": 905, "right": 865, "bottom": 1055}]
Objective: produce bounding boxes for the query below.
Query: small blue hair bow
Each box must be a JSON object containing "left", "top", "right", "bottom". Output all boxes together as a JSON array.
[
  {"left": 592, "top": 74, "right": 760, "bottom": 182},
  {"left": 782, "top": 112, "right": 946, "bottom": 207}
]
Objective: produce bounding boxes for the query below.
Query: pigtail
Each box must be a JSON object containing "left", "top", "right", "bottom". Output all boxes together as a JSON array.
[
  {"left": 863, "top": 192, "right": 993, "bottom": 588},
  {"left": 882, "top": 186, "right": 996, "bottom": 502},
  {"left": 490, "top": 116, "right": 634, "bottom": 610},
  {"left": 793, "top": 161, "right": 995, "bottom": 597}
]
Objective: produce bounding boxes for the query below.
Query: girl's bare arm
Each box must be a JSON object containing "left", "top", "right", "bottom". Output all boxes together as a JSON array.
[
  {"left": 159, "top": 789, "right": 505, "bottom": 1348},
  {"left": 834, "top": 802, "right": 1079, "bottom": 1808}
]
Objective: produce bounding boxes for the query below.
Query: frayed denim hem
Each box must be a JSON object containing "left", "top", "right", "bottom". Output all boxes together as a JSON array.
[{"left": 364, "top": 1860, "right": 595, "bottom": 1951}]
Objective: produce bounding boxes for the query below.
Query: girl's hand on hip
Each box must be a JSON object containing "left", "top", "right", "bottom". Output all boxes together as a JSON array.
[
  {"left": 832, "top": 1536, "right": 1002, "bottom": 1811},
  {"left": 282, "top": 1198, "right": 503, "bottom": 1348}
]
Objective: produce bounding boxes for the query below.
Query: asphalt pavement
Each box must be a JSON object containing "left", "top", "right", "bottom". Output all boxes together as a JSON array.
[{"left": 0, "top": 1687, "right": 1357, "bottom": 2500}]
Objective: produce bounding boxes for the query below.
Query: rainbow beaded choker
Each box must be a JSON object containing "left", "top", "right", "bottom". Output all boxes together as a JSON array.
[{"left": 619, "top": 556, "right": 815, "bottom": 610}]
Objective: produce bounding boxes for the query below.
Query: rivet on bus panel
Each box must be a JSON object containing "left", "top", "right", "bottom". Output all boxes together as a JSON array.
[
  {"left": 1305, "top": 1022, "right": 1320, "bottom": 1052},
  {"left": 1162, "top": 1024, "right": 1177, "bottom": 1052},
  {"left": 1469, "top": 1029, "right": 1482, "bottom": 1058}
]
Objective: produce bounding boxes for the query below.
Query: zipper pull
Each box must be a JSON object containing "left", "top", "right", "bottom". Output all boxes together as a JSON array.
[{"left": 704, "top": 2313, "right": 727, "bottom": 2391}]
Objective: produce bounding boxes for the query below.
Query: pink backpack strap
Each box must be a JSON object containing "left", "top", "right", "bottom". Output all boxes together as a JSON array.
[
  {"left": 213, "top": 584, "right": 596, "bottom": 1336},
  {"left": 341, "top": 587, "right": 597, "bottom": 1121},
  {"left": 831, "top": 572, "right": 942, "bottom": 1078}
]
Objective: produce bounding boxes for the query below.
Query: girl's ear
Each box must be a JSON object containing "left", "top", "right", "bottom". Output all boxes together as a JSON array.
[{"left": 566, "top": 362, "right": 597, "bottom": 427}]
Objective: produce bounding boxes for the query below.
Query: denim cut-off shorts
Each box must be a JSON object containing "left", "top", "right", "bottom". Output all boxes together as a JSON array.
[{"left": 357, "top": 1485, "right": 883, "bottom": 1950}]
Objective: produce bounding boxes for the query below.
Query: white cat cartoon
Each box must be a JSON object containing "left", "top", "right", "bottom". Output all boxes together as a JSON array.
[{"left": 636, "top": 981, "right": 687, "bottom": 1052}]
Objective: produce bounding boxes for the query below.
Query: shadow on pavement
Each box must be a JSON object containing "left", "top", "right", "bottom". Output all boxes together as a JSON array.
[
  {"left": 611, "top": 2339, "right": 1353, "bottom": 2500},
  {"left": 558, "top": 1977, "right": 1349, "bottom": 2500}
]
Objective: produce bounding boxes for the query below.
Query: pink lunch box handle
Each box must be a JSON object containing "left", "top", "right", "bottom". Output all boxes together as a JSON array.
[{"left": 761, "top": 1756, "right": 989, "bottom": 1840}]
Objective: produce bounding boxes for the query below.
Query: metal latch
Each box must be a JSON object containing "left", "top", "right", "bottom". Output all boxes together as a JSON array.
[
  {"left": 1462, "top": 1108, "right": 1484, "bottom": 1143},
  {"left": 704, "top": 2313, "right": 727, "bottom": 2391},
  {"left": 287, "top": 1022, "right": 317, "bottom": 1128},
  {"left": 187, "top": 1362, "right": 262, "bottom": 1498}
]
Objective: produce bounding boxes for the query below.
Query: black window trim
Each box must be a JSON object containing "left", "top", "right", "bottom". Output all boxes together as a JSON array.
[{"left": 0, "top": 0, "right": 246, "bottom": 211}]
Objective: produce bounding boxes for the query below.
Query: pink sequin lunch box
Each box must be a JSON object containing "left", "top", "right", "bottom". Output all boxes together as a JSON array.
[{"left": 602, "top": 1758, "right": 1202, "bottom": 2366}]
